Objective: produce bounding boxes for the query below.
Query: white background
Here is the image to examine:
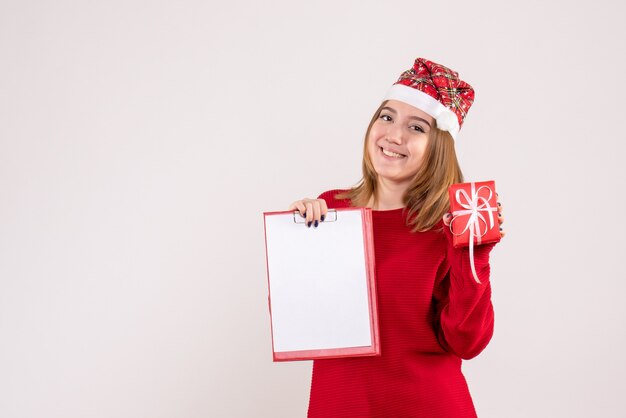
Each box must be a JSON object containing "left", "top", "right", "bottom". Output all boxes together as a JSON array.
[{"left": 1, "top": 0, "right": 625, "bottom": 417}]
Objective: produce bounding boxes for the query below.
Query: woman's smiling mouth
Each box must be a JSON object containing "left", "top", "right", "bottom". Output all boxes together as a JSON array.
[{"left": 380, "top": 147, "right": 406, "bottom": 159}]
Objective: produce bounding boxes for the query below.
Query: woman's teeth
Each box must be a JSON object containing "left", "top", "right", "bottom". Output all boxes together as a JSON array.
[{"left": 382, "top": 148, "right": 404, "bottom": 158}]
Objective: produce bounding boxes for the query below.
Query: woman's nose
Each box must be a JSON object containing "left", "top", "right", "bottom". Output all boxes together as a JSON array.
[
  {"left": 386, "top": 132, "right": 403, "bottom": 144},
  {"left": 386, "top": 125, "right": 404, "bottom": 144}
]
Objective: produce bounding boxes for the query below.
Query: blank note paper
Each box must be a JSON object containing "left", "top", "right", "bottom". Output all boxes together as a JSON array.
[{"left": 263, "top": 207, "right": 379, "bottom": 361}]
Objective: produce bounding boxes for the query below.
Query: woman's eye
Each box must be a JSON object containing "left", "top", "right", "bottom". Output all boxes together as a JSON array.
[
  {"left": 380, "top": 115, "right": 392, "bottom": 121},
  {"left": 411, "top": 125, "right": 425, "bottom": 133}
]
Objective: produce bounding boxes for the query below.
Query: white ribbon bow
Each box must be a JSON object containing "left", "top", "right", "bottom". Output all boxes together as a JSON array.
[{"left": 449, "top": 182, "right": 498, "bottom": 284}]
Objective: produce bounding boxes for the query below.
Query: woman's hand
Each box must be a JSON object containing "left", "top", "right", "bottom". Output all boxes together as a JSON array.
[
  {"left": 288, "top": 198, "right": 328, "bottom": 228},
  {"left": 442, "top": 193, "right": 506, "bottom": 239}
]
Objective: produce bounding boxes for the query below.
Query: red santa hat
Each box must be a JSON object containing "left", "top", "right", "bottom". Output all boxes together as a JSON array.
[{"left": 383, "top": 57, "right": 475, "bottom": 140}]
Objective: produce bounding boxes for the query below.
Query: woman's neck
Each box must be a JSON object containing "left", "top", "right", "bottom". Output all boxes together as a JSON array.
[{"left": 368, "top": 179, "right": 408, "bottom": 210}]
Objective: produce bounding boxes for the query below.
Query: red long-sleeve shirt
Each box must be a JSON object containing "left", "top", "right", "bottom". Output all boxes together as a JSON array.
[{"left": 307, "top": 189, "right": 497, "bottom": 418}]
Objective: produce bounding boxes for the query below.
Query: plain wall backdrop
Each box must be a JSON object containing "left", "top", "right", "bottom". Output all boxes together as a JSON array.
[{"left": 1, "top": 0, "right": 625, "bottom": 417}]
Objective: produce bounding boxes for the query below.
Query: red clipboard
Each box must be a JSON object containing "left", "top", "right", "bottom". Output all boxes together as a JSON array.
[{"left": 263, "top": 207, "right": 379, "bottom": 361}]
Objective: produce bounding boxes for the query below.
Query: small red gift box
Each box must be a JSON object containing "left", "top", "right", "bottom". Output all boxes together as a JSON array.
[{"left": 448, "top": 180, "right": 501, "bottom": 249}]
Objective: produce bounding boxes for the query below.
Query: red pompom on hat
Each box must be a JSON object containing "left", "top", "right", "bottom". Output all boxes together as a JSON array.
[{"left": 383, "top": 58, "right": 475, "bottom": 140}]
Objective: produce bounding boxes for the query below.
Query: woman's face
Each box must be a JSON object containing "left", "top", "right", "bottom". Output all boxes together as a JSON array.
[{"left": 367, "top": 99, "right": 435, "bottom": 188}]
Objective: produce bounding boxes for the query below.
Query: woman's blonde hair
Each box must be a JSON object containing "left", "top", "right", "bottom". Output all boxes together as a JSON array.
[{"left": 336, "top": 100, "right": 464, "bottom": 233}]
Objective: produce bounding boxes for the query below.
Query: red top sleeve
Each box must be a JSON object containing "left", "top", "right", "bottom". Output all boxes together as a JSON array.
[{"left": 433, "top": 225, "right": 497, "bottom": 360}]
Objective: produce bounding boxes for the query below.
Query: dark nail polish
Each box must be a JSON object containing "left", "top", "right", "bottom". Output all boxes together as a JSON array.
[
  {"left": 307, "top": 221, "right": 312, "bottom": 228},
  {"left": 303, "top": 211, "right": 307, "bottom": 217},
  {"left": 497, "top": 202, "right": 501, "bottom": 206},
  {"left": 499, "top": 227, "right": 503, "bottom": 231},
  {"left": 314, "top": 220, "right": 319, "bottom": 228},
  {"left": 321, "top": 215, "right": 325, "bottom": 222},
  {"left": 498, "top": 212, "right": 502, "bottom": 216}
]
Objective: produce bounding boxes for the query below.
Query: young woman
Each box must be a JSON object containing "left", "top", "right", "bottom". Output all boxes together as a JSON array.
[{"left": 288, "top": 58, "right": 506, "bottom": 418}]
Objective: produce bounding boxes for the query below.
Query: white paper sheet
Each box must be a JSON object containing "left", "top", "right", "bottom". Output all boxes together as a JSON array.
[{"left": 265, "top": 209, "right": 373, "bottom": 353}]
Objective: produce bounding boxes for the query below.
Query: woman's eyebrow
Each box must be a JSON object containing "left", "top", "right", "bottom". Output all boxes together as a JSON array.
[{"left": 381, "top": 106, "right": 431, "bottom": 128}]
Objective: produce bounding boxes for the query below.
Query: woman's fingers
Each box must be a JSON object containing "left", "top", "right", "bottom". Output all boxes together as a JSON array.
[
  {"left": 305, "top": 201, "right": 314, "bottom": 225},
  {"left": 311, "top": 201, "right": 322, "bottom": 228},
  {"left": 442, "top": 213, "right": 452, "bottom": 226},
  {"left": 288, "top": 200, "right": 307, "bottom": 217},
  {"left": 288, "top": 198, "right": 328, "bottom": 228},
  {"left": 496, "top": 196, "right": 505, "bottom": 238}
]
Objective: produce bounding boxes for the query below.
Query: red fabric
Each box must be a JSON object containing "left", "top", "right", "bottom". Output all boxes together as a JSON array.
[
  {"left": 394, "top": 57, "right": 475, "bottom": 128},
  {"left": 307, "top": 190, "right": 497, "bottom": 418}
]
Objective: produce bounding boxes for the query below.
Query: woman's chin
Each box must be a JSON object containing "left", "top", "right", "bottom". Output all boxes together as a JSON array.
[{"left": 374, "top": 172, "right": 412, "bottom": 186}]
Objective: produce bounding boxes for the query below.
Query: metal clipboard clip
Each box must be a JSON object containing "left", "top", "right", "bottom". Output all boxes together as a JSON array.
[{"left": 293, "top": 209, "right": 338, "bottom": 224}]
